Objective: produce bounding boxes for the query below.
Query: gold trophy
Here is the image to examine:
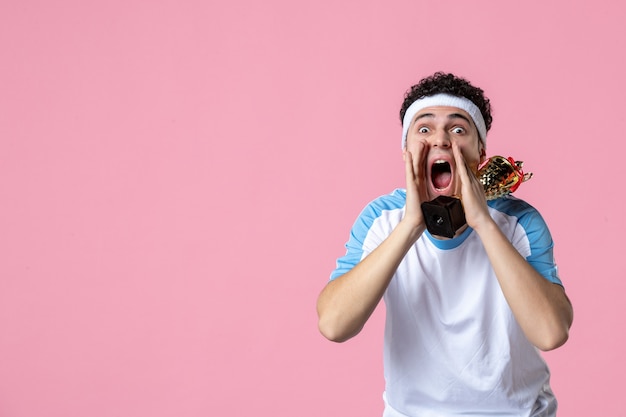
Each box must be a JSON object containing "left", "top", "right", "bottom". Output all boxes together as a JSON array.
[{"left": 421, "top": 156, "right": 533, "bottom": 238}]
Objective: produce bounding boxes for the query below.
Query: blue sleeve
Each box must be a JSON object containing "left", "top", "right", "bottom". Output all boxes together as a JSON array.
[
  {"left": 330, "top": 203, "right": 379, "bottom": 281},
  {"left": 329, "top": 190, "right": 406, "bottom": 281},
  {"left": 490, "top": 197, "right": 563, "bottom": 286}
]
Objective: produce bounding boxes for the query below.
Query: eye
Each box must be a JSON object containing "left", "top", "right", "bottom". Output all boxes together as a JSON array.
[
  {"left": 418, "top": 126, "right": 430, "bottom": 134},
  {"left": 451, "top": 127, "right": 465, "bottom": 134}
]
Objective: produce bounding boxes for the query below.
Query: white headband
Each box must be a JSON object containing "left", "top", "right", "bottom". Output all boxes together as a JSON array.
[{"left": 401, "top": 93, "right": 487, "bottom": 149}]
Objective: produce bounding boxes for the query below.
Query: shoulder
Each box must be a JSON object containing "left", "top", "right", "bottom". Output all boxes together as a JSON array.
[
  {"left": 329, "top": 189, "right": 406, "bottom": 280},
  {"left": 350, "top": 189, "right": 406, "bottom": 244},
  {"left": 488, "top": 194, "right": 537, "bottom": 215},
  {"left": 353, "top": 189, "right": 406, "bottom": 229},
  {"left": 489, "top": 195, "right": 555, "bottom": 255},
  {"left": 488, "top": 195, "right": 548, "bottom": 230},
  {"left": 361, "top": 188, "right": 407, "bottom": 216},
  {"left": 489, "top": 196, "right": 561, "bottom": 285}
]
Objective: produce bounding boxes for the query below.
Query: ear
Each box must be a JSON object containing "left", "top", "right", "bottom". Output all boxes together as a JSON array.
[{"left": 479, "top": 144, "right": 487, "bottom": 162}]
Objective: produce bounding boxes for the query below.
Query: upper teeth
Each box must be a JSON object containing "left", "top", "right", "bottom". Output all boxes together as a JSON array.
[{"left": 434, "top": 160, "right": 446, "bottom": 164}]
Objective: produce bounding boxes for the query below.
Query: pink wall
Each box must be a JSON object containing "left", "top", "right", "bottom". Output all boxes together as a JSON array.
[{"left": 1, "top": 1, "right": 623, "bottom": 415}]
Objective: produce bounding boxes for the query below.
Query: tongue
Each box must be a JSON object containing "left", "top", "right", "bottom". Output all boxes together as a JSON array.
[{"left": 433, "top": 172, "right": 452, "bottom": 189}]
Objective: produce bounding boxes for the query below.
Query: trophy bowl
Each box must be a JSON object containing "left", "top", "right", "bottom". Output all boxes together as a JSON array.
[{"left": 477, "top": 156, "right": 533, "bottom": 200}]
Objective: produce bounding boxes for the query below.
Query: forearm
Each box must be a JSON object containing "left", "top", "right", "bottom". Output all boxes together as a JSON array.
[
  {"left": 317, "top": 220, "right": 425, "bottom": 342},
  {"left": 475, "top": 220, "right": 573, "bottom": 351}
]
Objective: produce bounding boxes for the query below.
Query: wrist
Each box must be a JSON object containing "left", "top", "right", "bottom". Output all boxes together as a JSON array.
[
  {"left": 397, "top": 217, "right": 426, "bottom": 244},
  {"left": 472, "top": 215, "right": 498, "bottom": 238}
]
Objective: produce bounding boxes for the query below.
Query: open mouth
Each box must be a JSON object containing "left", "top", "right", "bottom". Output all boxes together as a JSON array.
[{"left": 431, "top": 160, "right": 452, "bottom": 191}]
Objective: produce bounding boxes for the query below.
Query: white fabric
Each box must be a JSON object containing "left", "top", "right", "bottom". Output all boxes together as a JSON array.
[
  {"left": 401, "top": 93, "right": 487, "bottom": 149},
  {"left": 332, "top": 189, "right": 559, "bottom": 416},
  {"left": 378, "top": 208, "right": 554, "bottom": 416}
]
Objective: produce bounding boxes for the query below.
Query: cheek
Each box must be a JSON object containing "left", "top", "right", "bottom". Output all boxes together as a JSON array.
[
  {"left": 457, "top": 144, "right": 478, "bottom": 157},
  {"left": 460, "top": 147, "right": 483, "bottom": 170},
  {"left": 405, "top": 137, "right": 426, "bottom": 153}
]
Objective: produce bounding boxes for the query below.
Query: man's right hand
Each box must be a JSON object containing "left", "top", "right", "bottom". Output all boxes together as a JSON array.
[{"left": 403, "top": 142, "right": 429, "bottom": 234}]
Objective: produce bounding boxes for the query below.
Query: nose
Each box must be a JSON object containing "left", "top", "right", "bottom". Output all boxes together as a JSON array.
[{"left": 429, "top": 131, "right": 451, "bottom": 148}]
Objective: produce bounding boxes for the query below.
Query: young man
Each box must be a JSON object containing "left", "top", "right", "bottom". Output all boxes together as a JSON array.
[{"left": 317, "top": 72, "right": 573, "bottom": 416}]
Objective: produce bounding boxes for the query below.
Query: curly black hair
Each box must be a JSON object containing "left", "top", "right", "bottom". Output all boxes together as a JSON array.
[{"left": 399, "top": 72, "right": 492, "bottom": 133}]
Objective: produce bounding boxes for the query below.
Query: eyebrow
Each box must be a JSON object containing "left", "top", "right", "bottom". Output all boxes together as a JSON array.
[{"left": 413, "top": 112, "right": 472, "bottom": 125}]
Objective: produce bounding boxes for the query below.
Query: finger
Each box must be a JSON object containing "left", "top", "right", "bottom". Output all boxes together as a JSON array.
[
  {"left": 413, "top": 141, "right": 427, "bottom": 180},
  {"left": 452, "top": 142, "right": 470, "bottom": 182},
  {"left": 404, "top": 150, "right": 415, "bottom": 183}
]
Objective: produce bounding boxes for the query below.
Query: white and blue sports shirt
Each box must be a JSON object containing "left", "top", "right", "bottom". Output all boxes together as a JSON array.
[{"left": 330, "top": 189, "right": 562, "bottom": 417}]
